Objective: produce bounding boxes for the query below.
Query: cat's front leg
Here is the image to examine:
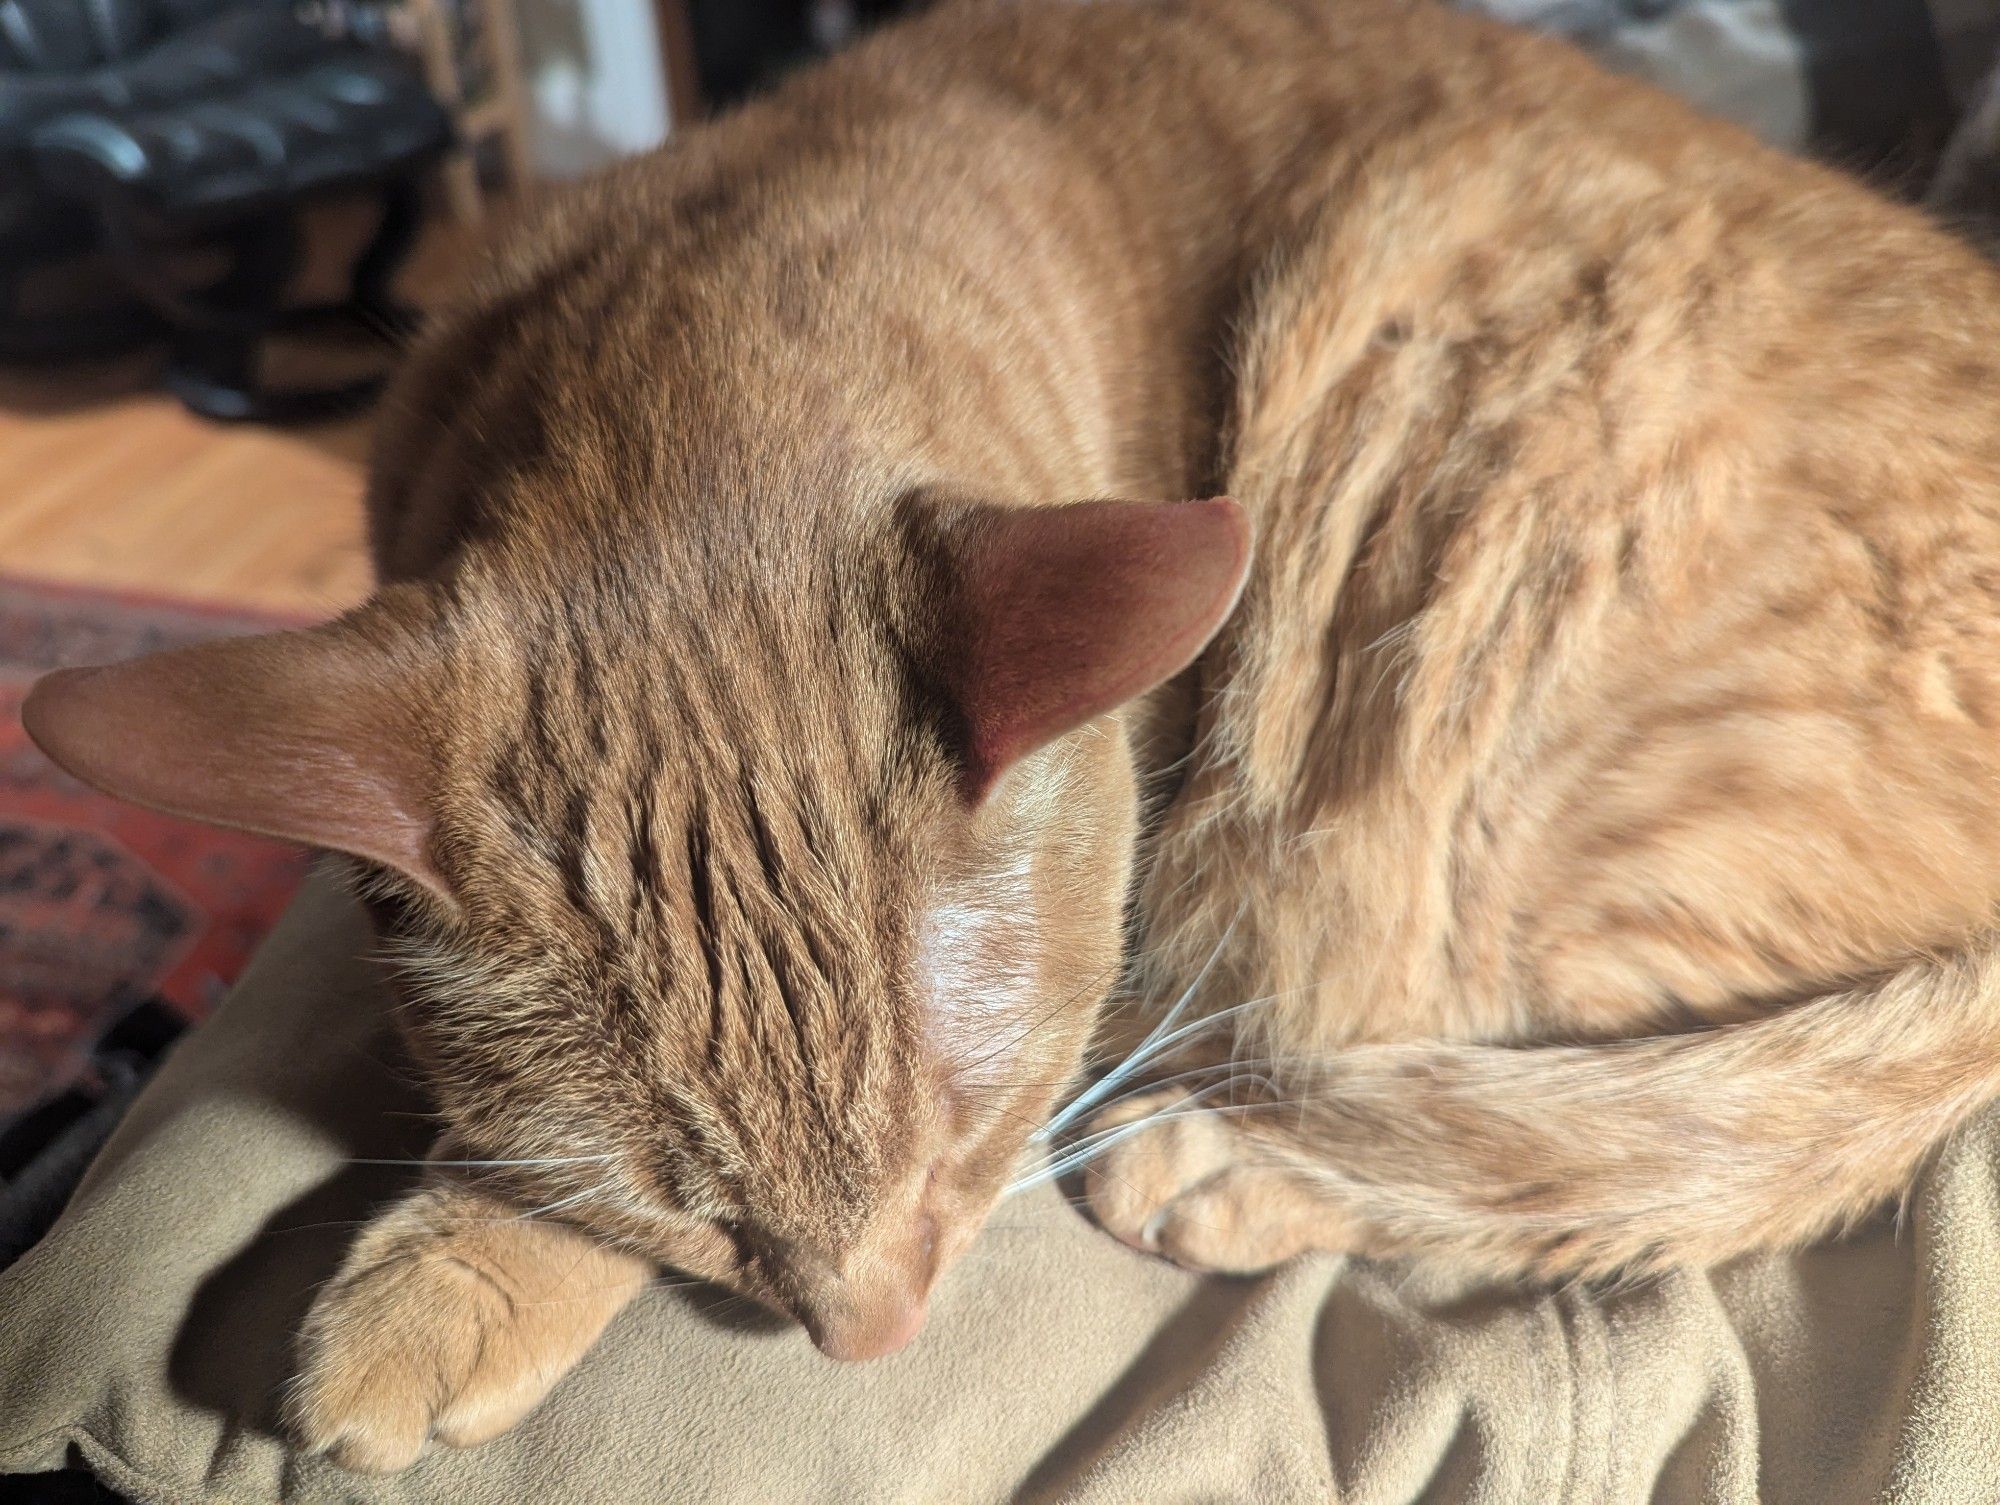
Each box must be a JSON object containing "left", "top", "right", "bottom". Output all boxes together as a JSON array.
[
  {"left": 286, "top": 1176, "right": 652, "bottom": 1473},
  {"left": 1081, "top": 1087, "right": 1361, "bottom": 1273}
]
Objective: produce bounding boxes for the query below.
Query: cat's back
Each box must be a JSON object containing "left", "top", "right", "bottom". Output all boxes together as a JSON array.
[
  {"left": 359, "top": 0, "right": 1649, "bottom": 585},
  {"left": 1222, "top": 66, "right": 2000, "bottom": 694},
  {"left": 1169, "top": 57, "right": 2000, "bottom": 1044}
]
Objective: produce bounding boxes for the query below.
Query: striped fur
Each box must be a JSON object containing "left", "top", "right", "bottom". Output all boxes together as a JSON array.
[{"left": 38, "top": 0, "right": 2000, "bottom": 1468}]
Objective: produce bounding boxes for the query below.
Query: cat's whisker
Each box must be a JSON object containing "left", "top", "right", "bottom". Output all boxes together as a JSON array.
[
  {"left": 1074, "top": 1054, "right": 1285, "bottom": 1106},
  {"left": 946, "top": 959, "right": 1124, "bottom": 1089},
  {"left": 267, "top": 1216, "right": 389, "bottom": 1237},
  {"left": 343, "top": 1154, "right": 616, "bottom": 1168},
  {"left": 1038, "top": 908, "right": 1245, "bottom": 1140},
  {"left": 1006, "top": 1114, "right": 1218, "bottom": 1196},
  {"left": 1009, "top": 1079, "right": 1249, "bottom": 1194},
  {"left": 622, "top": 1268, "right": 741, "bottom": 1301},
  {"left": 506, "top": 1180, "right": 616, "bottom": 1223},
  {"left": 515, "top": 1278, "right": 674, "bottom": 1309},
  {"left": 1040, "top": 994, "right": 1269, "bottom": 1139},
  {"left": 1078, "top": 1063, "right": 1286, "bottom": 1121}
]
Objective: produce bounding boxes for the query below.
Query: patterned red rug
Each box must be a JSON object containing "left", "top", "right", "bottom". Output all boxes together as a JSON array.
[{"left": 0, "top": 577, "right": 316, "bottom": 1116}]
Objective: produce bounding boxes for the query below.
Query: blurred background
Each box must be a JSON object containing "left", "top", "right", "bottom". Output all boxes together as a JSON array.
[
  {"left": 3, "top": 0, "right": 2000, "bottom": 1264},
  {"left": 4, "top": 0, "right": 1995, "bottom": 610}
]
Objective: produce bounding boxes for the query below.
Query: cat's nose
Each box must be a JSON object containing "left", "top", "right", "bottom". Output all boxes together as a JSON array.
[{"left": 809, "top": 1294, "right": 929, "bottom": 1361}]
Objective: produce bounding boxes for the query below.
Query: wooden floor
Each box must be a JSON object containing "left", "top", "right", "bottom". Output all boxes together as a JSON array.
[
  {"left": 0, "top": 212, "right": 474, "bottom": 618},
  {"left": 0, "top": 376, "right": 376, "bottom": 618}
]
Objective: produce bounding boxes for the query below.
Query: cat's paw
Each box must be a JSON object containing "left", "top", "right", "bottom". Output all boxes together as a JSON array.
[
  {"left": 287, "top": 1188, "right": 647, "bottom": 1473},
  {"left": 1081, "top": 1089, "right": 1345, "bottom": 1273}
]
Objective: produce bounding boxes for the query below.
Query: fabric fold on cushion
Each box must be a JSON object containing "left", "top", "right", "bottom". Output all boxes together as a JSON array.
[{"left": 1, "top": 875, "right": 1999, "bottom": 1503}]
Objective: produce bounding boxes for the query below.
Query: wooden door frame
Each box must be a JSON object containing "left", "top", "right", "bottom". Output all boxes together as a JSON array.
[{"left": 651, "top": 0, "right": 705, "bottom": 125}]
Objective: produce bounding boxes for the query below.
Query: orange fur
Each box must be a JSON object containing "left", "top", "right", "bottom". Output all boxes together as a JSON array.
[
  {"left": 23, "top": 0, "right": 2000, "bottom": 1468},
  {"left": 1113, "top": 41, "right": 2000, "bottom": 1278}
]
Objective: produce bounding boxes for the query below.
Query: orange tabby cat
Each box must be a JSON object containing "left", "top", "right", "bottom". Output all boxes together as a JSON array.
[{"left": 26, "top": 0, "right": 2000, "bottom": 1472}]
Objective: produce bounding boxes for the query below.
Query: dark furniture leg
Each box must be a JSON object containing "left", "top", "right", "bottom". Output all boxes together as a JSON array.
[
  {"left": 349, "top": 174, "right": 427, "bottom": 343},
  {"left": 92, "top": 178, "right": 429, "bottom": 424}
]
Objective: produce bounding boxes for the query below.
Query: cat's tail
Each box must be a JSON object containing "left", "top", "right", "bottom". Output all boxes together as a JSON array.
[{"left": 1268, "top": 945, "right": 2000, "bottom": 1279}]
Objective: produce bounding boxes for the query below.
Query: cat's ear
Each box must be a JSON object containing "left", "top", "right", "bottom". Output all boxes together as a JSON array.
[
  {"left": 939, "top": 496, "right": 1250, "bottom": 799},
  {"left": 20, "top": 621, "right": 445, "bottom": 898}
]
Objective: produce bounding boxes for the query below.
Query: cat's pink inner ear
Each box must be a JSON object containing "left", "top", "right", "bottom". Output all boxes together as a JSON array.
[
  {"left": 949, "top": 496, "right": 1251, "bottom": 799},
  {"left": 20, "top": 626, "right": 446, "bottom": 898}
]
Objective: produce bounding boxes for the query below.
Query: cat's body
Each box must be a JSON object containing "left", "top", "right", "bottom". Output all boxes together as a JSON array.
[{"left": 27, "top": 0, "right": 2000, "bottom": 1471}]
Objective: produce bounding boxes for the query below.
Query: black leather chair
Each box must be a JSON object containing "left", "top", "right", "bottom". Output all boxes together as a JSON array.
[{"left": 0, "top": 0, "right": 452, "bottom": 421}]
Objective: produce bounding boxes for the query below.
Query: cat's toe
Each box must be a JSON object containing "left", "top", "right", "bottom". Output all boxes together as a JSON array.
[
  {"left": 429, "top": 1319, "right": 573, "bottom": 1448},
  {"left": 288, "top": 1185, "right": 648, "bottom": 1471},
  {"left": 1081, "top": 1094, "right": 1338, "bottom": 1273},
  {"left": 288, "top": 1359, "right": 433, "bottom": 1475},
  {"left": 286, "top": 1250, "right": 512, "bottom": 1473},
  {"left": 1080, "top": 1088, "right": 1237, "bottom": 1251},
  {"left": 1146, "top": 1166, "right": 1329, "bottom": 1272}
]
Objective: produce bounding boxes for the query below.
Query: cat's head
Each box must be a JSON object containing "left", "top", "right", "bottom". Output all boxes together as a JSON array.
[{"left": 22, "top": 493, "right": 1246, "bottom": 1359}]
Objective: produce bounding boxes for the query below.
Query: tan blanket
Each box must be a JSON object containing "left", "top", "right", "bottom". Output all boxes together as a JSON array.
[{"left": 1, "top": 876, "right": 1997, "bottom": 1503}]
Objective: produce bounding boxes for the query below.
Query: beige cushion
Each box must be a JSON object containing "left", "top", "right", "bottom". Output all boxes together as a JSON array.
[{"left": 1, "top": 874, "right": 1997, "bottom": 1503}]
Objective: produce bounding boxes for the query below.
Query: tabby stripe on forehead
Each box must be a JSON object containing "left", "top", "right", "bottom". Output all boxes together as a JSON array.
[
  {"left": 626, "top": 774, "right": 663, "bottom": 921},
  {"left": 557, "top": 783, "right": 608, "bottom": 928},
  {"left": 520, "top": 650, "right": 560, "bottom": 763},
  {"left": 564, "top": 619, "right": 610, "bottom": 760},
  {"left": 744, "top": 781, "right": 790, "bottom": 893},
  {"left": 686, "top": 821, "right": 728, "bottom": 1068},
  {"left": 728, "top": 940, "right": 825, "bottom": 1128},
  {"left": 729, "top": 799, "right": 839, "bottom": 1094},
  {"left": 489, "top": 731, "right": 536, "bottom": 821}
]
